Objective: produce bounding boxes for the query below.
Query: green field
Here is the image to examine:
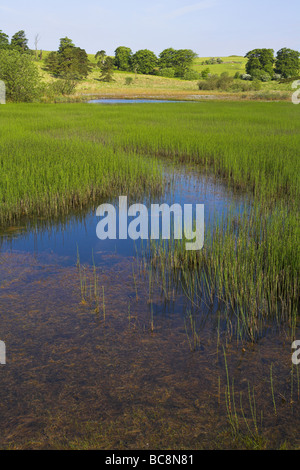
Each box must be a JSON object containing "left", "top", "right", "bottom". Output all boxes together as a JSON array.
[{"left": 193, "top": 56, "right": 248, "bottom": 75}]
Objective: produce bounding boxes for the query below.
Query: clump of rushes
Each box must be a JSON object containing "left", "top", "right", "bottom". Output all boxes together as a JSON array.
[{"left": 146, "top": 199, "right": 299, "bottom": 343}]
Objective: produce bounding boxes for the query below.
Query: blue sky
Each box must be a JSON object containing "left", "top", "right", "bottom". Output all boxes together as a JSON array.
[{"left": 0, "top": 0, "right": 299, "bottom": 56}]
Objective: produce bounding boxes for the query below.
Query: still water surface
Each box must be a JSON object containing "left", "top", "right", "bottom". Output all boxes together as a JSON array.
[
  {"left": 0, "top": 165, "right": 297, "bottom": 449},
  {"left": 88, "top": 99, "right": 185, "bottom": 104}
]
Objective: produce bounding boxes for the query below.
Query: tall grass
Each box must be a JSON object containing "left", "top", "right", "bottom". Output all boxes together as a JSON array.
[
  {"left": 0, "top": 104, "right": 163, "bottom": 225},
  {"left": 145, "top": 201, "right": 299, "bottom": 341},
  {"left": 1, "top": 102, "right": 299, "bottom": 212}
]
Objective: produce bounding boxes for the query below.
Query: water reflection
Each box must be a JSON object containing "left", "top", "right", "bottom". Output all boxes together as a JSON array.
[{"left": 0, "top": 166, "right": 245, "bottom": 267}]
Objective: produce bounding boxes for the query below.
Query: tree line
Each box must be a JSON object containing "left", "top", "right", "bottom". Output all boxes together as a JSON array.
[
  {"left": 244, "top": 48, "right": 300, "bottom": 80},
  {"left": 0, "top": 28, "right": 299, "bottom": 101},
  {"left": 114, "top": 46, "right": 197, "bottom": 78},
  {"left": 0, "top": 29, "right": 29, "bottom": 52},
  {"left": 1, "top": 29, "right": 299, "bottom": 82},
  {"left": 44, "top": 40, "right": 198, "bottom": 81}
]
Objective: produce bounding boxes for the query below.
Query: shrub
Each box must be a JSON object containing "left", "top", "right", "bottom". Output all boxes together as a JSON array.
[
  {"left": 158, "top": 67, "right": 175, "bottom": 78},
  {"left": 260, "top": 73, "right": 272, "bottom": 82},
  {"left": 229, "top": 79, "right": 262, "bottom": 92},
  {"left": 251, "top": 69, "right": 271, "bottom": 82},
  {"left": 125, "top": 76, "right": 134, "bottom": 85},
  {"left": 0, "top": 49, "right": 43, "bottom": 102},
  {"left": 217, "top": 72, "right": 234, "bottom": 89},
  {"left": 47, "top": 79, "right": 77, "bottom": 96},
  {"left": 203, "top": 57, "right": 223, "bottom": 65},
  {"left": 241, "top": 73, "right": 252, "bottom": 80},
  {"left": 183, "top": 69, "right": 200, "bottom": 80},
  {"left": 198, "top": 75, "right": 219, "bottom": 90},
  {"left": 201, "top": 68, "right": 211, "bottom": 78},
  {"left": 252, "top": 80, "right": 262, "bottom": 91},
  {"left": 230, "top": 81, "right": 252, "bottom": 92},
  {"left": 198, "top": 73, "right": 233, "bottom": 91}
]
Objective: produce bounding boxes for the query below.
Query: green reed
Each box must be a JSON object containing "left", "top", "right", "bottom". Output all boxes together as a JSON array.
[
  {"left": 1, "top": 102, "right": 298, "bottom": 341},
  {"left": 145, "top": 198, "right": 299, "bottom": 342},
  {"left": 0, "top": 104, "right": 163, "bottom": 225},
  {"left": 1, "top": 102, "right": 299, "bottom": 226}
]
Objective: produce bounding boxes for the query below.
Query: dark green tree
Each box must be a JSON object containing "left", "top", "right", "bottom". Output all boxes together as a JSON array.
[
  {"left": 245, "top": 49, "right": 274, "bottom": 76},
  {"left": 58, "top": 37, "right": 75, "bottom": 53},
  {"left": 44, "top": 51, "right": 60, "bottom": 75},
  {"left": 11, "top": 30, "right": 29, "bottom": 52},
  {"left": 98, "top": 56, "right": 115, "bottom": 82},
  {"left": 95, "top": 50, "right": 106, "bottom": 66},
  {"left": 158, "top": 48, "right": 177, "bottom": 68},
  {"left": 275, "top": 48, "right": 300, "bottom": 78},
  {"left": 114, "top": 46, "right": 132, "bottom": 71},
  {"left": 158, "top": 48, "right": 197, "bottom": 77},
  {"left": 131, "top": 49, "right": 157, "bottom": 75},
  {"left": 45, "top": 39, "right": 91, "bottom": 79},
  {"left": 59, "top": 47, "right": 79, "bottom": 79},
  {"left": 0, "top": 30, "right": 10, "bottom": 49},
  {"left": 172, "top": 49, "right": 197, "bottom": 77}
]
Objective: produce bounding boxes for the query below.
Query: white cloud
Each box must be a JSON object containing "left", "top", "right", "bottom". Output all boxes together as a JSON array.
[{"left": 168, "top": 0, "right": 218, "bottom": 19}]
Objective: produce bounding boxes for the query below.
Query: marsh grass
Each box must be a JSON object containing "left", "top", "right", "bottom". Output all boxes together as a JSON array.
[
  {"left": 105, "top": 101, "right": 298, "bottom": 342},
  {"left": 1, "top": 102, "right": 299, "bottom": 343},
  {"left": 1, "top": 102, "right": 299, "bottom": 216},
  {"left": 0, "top": 104, "right": 164, "bottom": 225},
  {"left": 143, "top": 200, "right": 299, "bottom": 343},
  {"left": 184, "top": 309, "right": 201, "bottom": 351}
]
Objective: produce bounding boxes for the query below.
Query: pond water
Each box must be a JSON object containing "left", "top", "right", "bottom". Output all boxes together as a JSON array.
[
  {"left": 0, "top": 164, "right": 298, "bottom": 449},
  {"left": 0, "top": 166, "right": 243, "bottom": 266},
  {"left": 88, "top": 99, "right": 185, "bottom": 104}
]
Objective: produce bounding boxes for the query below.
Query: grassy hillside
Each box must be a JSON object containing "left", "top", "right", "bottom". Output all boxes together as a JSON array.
[
  {"left": 193, "top": 56, "right": 247, "bottom": 76},
  {"left": 35, "top": 53, "right": 292, "bottom": 101}
]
